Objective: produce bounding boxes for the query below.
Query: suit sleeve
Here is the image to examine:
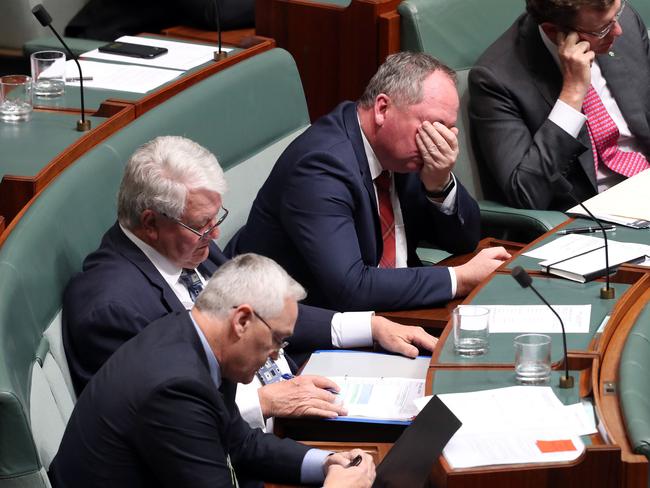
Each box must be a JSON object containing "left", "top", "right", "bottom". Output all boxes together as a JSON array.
[
  {"left": 135, "top": 378, "right": 310, "bottom": 487},
  {"left": 279, "top": 152, "right": 459, "bottom": 311},
  {"left": 468, "top": 64, "right": 588, "bottom": 210}
]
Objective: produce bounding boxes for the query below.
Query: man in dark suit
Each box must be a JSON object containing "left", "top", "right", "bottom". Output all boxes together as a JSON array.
[
  {"left": 64, "top": 136, "right": 437, "bottom": 430},
  {"left": 469, "top": 0, "right": 650, "bottom": 211},
  {"left": 50, "top": 254, "right": 376, "bottom": 488},
  {"left": 227, "top": 52, "right": 510, "bottom": 312}
]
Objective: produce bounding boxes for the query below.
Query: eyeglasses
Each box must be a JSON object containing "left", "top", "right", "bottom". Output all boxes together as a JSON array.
[
  {"left": 163, "top": 207, "right": 229, "bottom": 240},
  {"left": 574, "top": 0, "right": 625, "bottom": 39},
  {"left": 252, "top": 310, "right": 290, "bottom": 351}
]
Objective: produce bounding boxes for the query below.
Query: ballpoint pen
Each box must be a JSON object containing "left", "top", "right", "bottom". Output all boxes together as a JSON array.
[
  {"left": 346, "top": 455, "right": 362, "bottom": 468},
  {"left": 66, "top": 76, "right": 93, "bottom": 82},
  {"left": 557, "top": 225, "right": 616, "bottom": 235}
]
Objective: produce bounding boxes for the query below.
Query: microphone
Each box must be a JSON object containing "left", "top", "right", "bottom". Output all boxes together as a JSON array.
[
  {"left": 557, "top": 176, "right": 614, "bottom": 299},
  {"left": 511, "top": 266, "right": 574, "bottom": 389},
  {"left": 32, "top": 4, "right": 91, "bottom": 132},
  {"left": 213, "top": 0, "right": 228, "bottom": 61}
]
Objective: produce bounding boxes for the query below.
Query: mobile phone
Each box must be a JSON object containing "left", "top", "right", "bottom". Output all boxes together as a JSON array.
[{"left": 98, "top": 42, "right": 168, "bottom": 59}]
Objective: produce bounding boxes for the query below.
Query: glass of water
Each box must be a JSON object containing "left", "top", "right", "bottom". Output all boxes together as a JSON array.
[
  {"left": 514, "top": 334, "right": 551, "bottom": 385},
  {"left": 452, "top": 306, "right": 489, "bottom": 356},
  {"left": 0, "top": 75, "right": 33, "bottom": 123},
  {"left": 30, "top": 50, "right": 66, "bottom": 98}
]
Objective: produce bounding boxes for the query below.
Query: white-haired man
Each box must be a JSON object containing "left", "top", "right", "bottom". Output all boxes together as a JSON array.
[
  {"left": 63, "top": 135, "right": 438, "bottom": 431},
  {"left": 51, "top": 254, "right": 376, "bottom": 488}
]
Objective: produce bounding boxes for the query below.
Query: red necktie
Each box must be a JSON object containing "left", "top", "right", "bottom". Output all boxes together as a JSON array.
[
  {"left": 582, "top": 85, "right": 649, "bottom": 177},
  {"left": 375, "top": 171, "right": 395, "bottom": 268}
]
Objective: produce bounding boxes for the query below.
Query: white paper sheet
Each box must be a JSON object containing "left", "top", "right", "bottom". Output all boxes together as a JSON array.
[
  {"left": 65, "top": 59, "right": 182, "bottom": 93},
  {"left": 80, "top": 36, "right": 231, "bottom": 71},
  {"left": 415, "top": 387, "right": 591, "bottom": 469},
  {"left": 457, "top": 304, "right": 591, "bottom": 333},
  {"left": 523, "top": 234, "right": 604, "bottom": 260},
  {"left": 329, "top": 376, "right": 424, "bottom": 421}
]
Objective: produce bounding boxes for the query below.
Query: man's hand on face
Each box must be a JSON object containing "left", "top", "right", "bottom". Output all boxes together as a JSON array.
[
  {"left": 257, "top": 375, "right": 347, "bottom": 419},
  {"left": 557, "top": 31, "right": 595, "bottom": 110},
  {"left": 416, "top": 121, "right": 459, "bottom": 192},
  {"left": 370, "top": 315, "right": 438, "bottom": 358}
]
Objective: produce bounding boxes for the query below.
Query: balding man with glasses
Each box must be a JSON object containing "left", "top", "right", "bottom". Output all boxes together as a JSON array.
[
  {"left": 469, "top": 0, "right": 650, "bottom": 211},
  {"left": 63, "top": 135, "right": 438, "bottom": 433}
]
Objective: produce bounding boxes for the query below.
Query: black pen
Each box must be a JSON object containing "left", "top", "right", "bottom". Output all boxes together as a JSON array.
[
  {"left": 66, "top": 76, "right": 93, "bottom": 82},
  {"left": 346, "top": 455, "right": 362, "bottom": 468},
  {"left": 557, "top": 225, "right": 616, "bottom": 235}
]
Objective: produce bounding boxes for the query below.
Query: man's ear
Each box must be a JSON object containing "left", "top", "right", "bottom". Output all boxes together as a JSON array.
[
  {"left": 540, "top": 22, "right": 562, "bottom": 44},
  {"left": 139, "top": 210, "right": 159, "bottom": 241},
  {"left": 374, "top": 93, "right": 391, "bottom": 127},
  {"left": 231, "top": 304, "right": 254, "bottom": 339}
]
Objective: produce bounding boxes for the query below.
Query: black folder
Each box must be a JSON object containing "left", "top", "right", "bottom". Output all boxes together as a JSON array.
[{"left": 373, "top": 395, "right": 461, "bottom": 488}]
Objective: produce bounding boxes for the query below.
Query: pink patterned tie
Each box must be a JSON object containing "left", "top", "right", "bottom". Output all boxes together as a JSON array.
[{"left": 582, "top": 85, "right": 649, "bottom": 177}]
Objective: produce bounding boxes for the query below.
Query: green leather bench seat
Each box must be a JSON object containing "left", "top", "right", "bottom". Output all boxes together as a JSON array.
[
  {"left": 398, "top": 0, "right": 567, "bottom": 242},
  {"left": 619, "top": 303, "right": 650, "bottom": 460},
  {"left": 0, "top": 47, "right": 308, "bottom": 487}
]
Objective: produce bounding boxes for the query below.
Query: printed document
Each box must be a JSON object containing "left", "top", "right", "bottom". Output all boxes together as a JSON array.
[
  {"left": 415, "top": 386, "right": 595, "bottom": 468},
  {"left": 458, "top": 304, "right": 591, "bottom": 333}
]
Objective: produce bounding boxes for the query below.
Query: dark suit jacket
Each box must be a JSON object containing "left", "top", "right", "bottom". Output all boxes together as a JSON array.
[
  {"left": 50, "top": 312, "right": 310, "bottom": 488},
  {"left": 63, "top": 223, "right": 334, "bottom": 395},
  {"left": 226, "top": 101, "right": 481, "bottom": 311},
  {"left": 469, "top": 8, "right": 650, "bottom": 211},
  {"left": 65, "top": 0, "right": 254, "bottom": 41}
]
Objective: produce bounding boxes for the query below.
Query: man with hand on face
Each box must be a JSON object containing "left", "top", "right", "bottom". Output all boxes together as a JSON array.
[
  {"left": 50, "top": 254, "right": 376, "bottom": 488},
  {"left": 470, "top": 0, "right": 650, "bottom": 211},
  {"left": 227, "top": 52, "right": 510, "bottom": 312},
  {"left": 63, "top": 135, "right": 438, "bottom": 433}
]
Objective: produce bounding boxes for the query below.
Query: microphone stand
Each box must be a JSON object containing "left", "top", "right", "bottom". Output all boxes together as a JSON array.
[{"left": 214, "top": 0, "right": 228, "bottom": 61}]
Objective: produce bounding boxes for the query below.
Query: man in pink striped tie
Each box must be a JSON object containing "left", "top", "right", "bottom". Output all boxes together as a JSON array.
[{"left": 470, "top": 0, "right": 650, "bottom": 211}]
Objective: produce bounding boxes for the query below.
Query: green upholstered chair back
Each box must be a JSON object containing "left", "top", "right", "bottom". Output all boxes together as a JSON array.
[
  {"left": 0, "top": 144, "right": 123, "bottom": 487},
  {"left": 398, "top": 0, "right": 524, "bottom": 70},
  {"left": 619, "top": 303, "right": 650, "bottom": 460},
  {"left": 454, "top": 69, "right": 483, "bottom": 199},
  {"left": 629, "top": 0, "right": 650, "bottom": 26},
  {"left": 101, "top": 48, "right": 309, "bottom": 246},
  {"left": 0, "top": 47, "right": 308, "bottom": 487}
]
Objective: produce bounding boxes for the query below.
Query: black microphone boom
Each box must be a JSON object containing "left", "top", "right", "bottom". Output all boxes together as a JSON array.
[
  {"left": 512, "top": 266, "right": 574, "bottom": 389},
  {"left": 32, "top": 4, "right": 91, "bottom": 132},
  {"left": 213, "top": 0, "right": 227, "bottom": 61},
  {"left": 558, "top": 175, "right": 614, "bottom": 299}
]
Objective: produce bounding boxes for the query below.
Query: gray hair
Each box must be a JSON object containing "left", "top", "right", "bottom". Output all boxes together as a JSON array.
[
  {"left": 358, "top": 51, "right": 456, "bottom": 109},
  {"left": 195, "top": 253, "right": 307, "bottom": 319},
  {"left": 117, "top": 136, "right": 227, "bottom": 230}
]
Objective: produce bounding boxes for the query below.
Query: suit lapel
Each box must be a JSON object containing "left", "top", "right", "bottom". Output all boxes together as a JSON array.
[
  {"left": 342, "top": 102, "right": 384, "bottom": 257},
  {"left": 108, "top": 223, "right": 186, "bottom": 313},
  {"left": 199, "top": 243, "right": 227, "bottom": 278}
]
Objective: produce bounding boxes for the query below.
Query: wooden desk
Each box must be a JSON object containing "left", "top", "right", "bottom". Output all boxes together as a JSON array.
[
  {"left": 255, "top": 0, "right": 401, "bottom": 120},
  {"left": 0, "top": 102, "right": 134, "bottom": 226}
]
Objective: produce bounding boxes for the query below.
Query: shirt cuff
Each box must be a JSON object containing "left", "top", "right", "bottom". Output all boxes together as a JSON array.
[
  {"left": 548, "top": 99, "right": 587, "bottom": 138},
  {"left": 448, "top": 267, "right": 457, "bottom": 298},
  {"left": 331, "top": 311, "right": 374, "bottom": 348},
  {"left": 300, "top": 449, "right": 331, "bottom": 485},
  {"left": 426, "top": 173, "right": 458, "bottom": 214},
  {"left": 234, "top": 380, "right": 266, "bottom": 431}
]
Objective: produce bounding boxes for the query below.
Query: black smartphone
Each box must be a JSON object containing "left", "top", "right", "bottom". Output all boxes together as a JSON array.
[{"left": 98, "top": 42, "right": 168, "bottom": 59}]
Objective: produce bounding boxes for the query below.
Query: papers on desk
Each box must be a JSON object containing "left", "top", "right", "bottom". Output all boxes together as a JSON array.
[
  {"left": 81, "top": 36, "right": 231, "bottom": 71},
  {"left": 523, "top": 234, "right": 649, "bottom": 283},
  {"left": 65, "top": 60, "right": 182, "bottom": 93},
  {"left": 330, "top": 376, "right": 424, "bottom": 421},
  {"left": 459, "top": 304, "right": 591, "bottom": 333},
  {"left": 301, "top": 351, "right": 430, "bottom": 422},
  {"left": 567, "top": 169, "right": 650, "bottom": 225},
  {"left": 415, "top": 386, "right": 596, "bottom": 469}
]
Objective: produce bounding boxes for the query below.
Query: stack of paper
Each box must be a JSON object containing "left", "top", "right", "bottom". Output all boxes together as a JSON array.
[
  {"left": 457, "top": 304, "right": 591, "bottom": 333},
  {"left": 415, "top": 386, "right": 597, "bottom": 468}
]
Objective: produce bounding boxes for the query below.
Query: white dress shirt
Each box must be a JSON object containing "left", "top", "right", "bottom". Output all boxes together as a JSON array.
[
  {"left": 358, "top": 118, "right": 459, "bottom": 297},
  {"left": 540, "top": 28, "right": 634, "bottom": 192}
]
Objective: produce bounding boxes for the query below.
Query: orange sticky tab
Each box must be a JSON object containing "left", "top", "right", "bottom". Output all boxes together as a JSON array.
[{"left": 536, "top": 439, "right": 577, "bottom": 453}]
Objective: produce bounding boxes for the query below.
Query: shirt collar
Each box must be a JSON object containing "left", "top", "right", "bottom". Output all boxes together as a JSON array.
[
  {"left": 120, "top": 223, "right": 184, "bottom": 290},
  {"left": 357, "top": 111, "right": 386, "bottom": 181},
  {"left": 189, "top": 311, "right": 222, "bottom": 390},
  {"left": 539, "top": 26, "right": 562, "bottom": 69}
]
